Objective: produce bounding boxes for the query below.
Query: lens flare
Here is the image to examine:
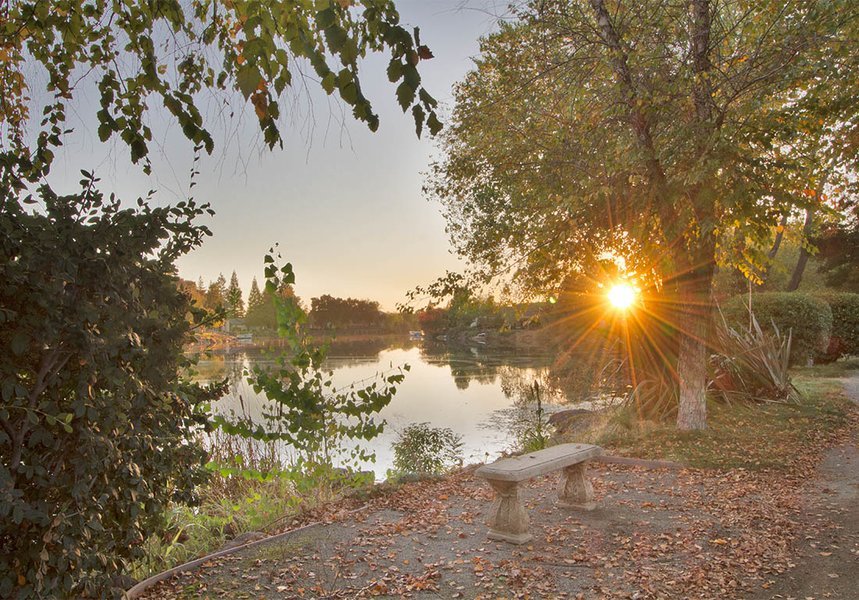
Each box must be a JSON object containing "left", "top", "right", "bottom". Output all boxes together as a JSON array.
[{"left": 607, "top": 283, "right": 636, "bottom": 310}]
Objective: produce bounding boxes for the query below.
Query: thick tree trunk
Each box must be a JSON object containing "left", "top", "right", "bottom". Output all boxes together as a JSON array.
[
  {"left": 674, "top": 246, "right": 716, "bottom": 431},
  {"left": 676, "top": 300, "right": 711, "bottom": 430},
  {"left": 677, "top": 0, "right": 717, "bottom": 429}
]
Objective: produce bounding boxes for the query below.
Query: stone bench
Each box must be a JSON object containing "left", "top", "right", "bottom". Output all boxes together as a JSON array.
[{"left": 475, "top": 443, "right": 603, "bottom": 544}]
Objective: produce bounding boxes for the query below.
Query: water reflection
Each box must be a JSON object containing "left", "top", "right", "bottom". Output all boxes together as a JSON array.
[{"left": 193, "top": 341, "right": 571, "bottom": 479}]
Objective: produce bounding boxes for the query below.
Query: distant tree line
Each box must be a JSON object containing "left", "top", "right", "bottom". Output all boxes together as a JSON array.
[
  {"left": 309, "top": 295, "right": 383, "bottom": 329},
  {"left": 180, "top": 275, "right": 412, "bottom": 332}
]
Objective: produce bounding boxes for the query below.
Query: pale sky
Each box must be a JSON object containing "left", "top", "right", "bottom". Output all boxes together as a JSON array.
[{"left": 45, "top": 1, "right": 509, "bottom": 310}]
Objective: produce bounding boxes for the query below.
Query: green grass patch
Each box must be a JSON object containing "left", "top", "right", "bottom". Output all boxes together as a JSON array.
[
  {"left": 582, "top": 366, "right": 854, "bottom": 470},
  {"left": 792, "top": 356, "right": 859, "bottom": 379},
  {"left": 130, "top": 476, "right": 306, "bottom": 581}
]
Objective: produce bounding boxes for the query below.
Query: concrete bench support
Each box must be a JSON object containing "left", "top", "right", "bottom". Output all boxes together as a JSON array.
[
  {"left": 476, "top": 443, "right": 602, "bottom": 544},
  {"left": 558, "top": 462, "right": 596, "bottom": 510},
  {"left": 486, "top": 480, "right": 532, "bottom": 544}
]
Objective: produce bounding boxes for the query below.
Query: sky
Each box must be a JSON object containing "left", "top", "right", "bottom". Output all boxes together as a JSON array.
[{"left": 45, "top": 1, "right": 511, "bottom": 311}]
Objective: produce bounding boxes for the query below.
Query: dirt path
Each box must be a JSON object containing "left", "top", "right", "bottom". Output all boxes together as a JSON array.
[{"left": 751, "top": 377, "right": 859, "bottom": 600}]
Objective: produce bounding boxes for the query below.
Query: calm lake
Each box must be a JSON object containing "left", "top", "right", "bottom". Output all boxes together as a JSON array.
[{"left": 195, "top": 341, "right": 581, "bottom": 479}]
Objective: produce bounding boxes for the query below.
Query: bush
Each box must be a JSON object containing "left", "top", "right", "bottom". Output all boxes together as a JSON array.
[
  {"left": 390, "top": 423, "right": 463, "bottom": 477},
  {"left": 0, "top": 179, "right": 222, "bottom": 598},
  {"left": 815, "top": 293, "right": 859, "bottom": 362},
  {"left": 721, "top": 293, "right": 832, "bottom": 365}
]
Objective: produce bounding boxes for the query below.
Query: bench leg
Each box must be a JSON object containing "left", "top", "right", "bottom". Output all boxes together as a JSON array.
[
  {"left": 558, "top": 462, "right": 597, "bottom": 510},
  {"left": 485, "top": 479, "right": 532, "bottom": 544}
]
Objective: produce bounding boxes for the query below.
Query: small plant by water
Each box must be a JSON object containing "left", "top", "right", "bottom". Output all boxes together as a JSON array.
[
  {"left": 389, "top": 423, "right": 464, "bottom": 478},
  {"left": 517, "top": 381, "right": 550, "bottom": 452}
]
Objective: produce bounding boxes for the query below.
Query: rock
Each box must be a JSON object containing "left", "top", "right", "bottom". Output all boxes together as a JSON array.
[
  {"left": 548, "top": 409, "right": 591, "bottom": 427},
  {"left": 549, "top": 409, "right": 597, "bottom": 437}
]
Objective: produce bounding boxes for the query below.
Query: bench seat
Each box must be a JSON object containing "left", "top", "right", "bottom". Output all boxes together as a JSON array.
[{"left": 475, "top": 443, "right": 603, "bottom": 544}]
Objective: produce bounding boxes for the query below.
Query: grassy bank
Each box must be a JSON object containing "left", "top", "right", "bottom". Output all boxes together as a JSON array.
[
  {"left": 130, "top": 432, "right": 360, "bottom": 582},
  {"left": 563, "top": 360, "right": 857, "bottom": 470}
]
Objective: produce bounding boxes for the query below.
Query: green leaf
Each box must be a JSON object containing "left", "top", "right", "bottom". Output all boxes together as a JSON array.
[
  {"left": 321, "top": 73, "right": 336, "bottom": 94},
  {"left": 426, "top": 112, "right": 442, "bottom": 135},
  {"left": 97, "top": 122, "right": 112, "bottom": 142},
  {"left": 316, "top": 8, "right": 336, "bottom": 29},
  {"left": 387, "top": 59, "right": 402, "bottom": 83},
  {"left": 236, "top": 65, "right": 260, "bottom": 99},
  {"left": 402, "top": 64, "right": 420, "bottom": 89},
  {"left": 419, "top": 88, "right": 437, "bottom": 108},
  {"left": 412, "top": 104, "right": 425, "bottom": 138},
  {"left": 324, "top": 25, "right": 347, "bottom": 54},
  {"left": 396, "top": 81, "right": 415, "bottom": 111},
  {"left": 340, "top": 81, "right": 358, "bottom": 104},
  {"left": 10, "top": 333, "right": 28, "bottom": 356}
]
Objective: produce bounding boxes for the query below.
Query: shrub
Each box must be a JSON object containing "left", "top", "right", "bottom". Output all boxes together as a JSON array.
[
  {"left": 721, "top": 293, "right": 832, "bottom": 365},
  {"left": 815, "top": 293, "right": 859, "bottom": 362},
  {"left": 710, "top": 307, "right": 800, "bottom": 404},
  {"left": 391, "top": 423, "right": 463, "bottom": 476},
  {"left": 0, "top": 178, "right": 222, "bottom": 598}
]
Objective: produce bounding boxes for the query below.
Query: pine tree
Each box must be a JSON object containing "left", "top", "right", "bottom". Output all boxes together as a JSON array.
[
  {"left": 204, "top": 273, "right": 227, "bottom": 311},
  {"left": 245, "top": 277, "right": 266, "bottom": 327},
  {"left": 226, "top": 271, "right": 245, "bottom": 318},
  {"left": 247, "top": 277, "right": 263, "bottom": 312}
]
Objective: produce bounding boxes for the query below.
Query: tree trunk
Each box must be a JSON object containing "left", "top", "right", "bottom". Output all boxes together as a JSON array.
[
  {"left": 676, "top": 301, "right": 711, "bottom": 430},
  {"left": 674, "top": 247, "right": 716, "bottom": 431},
  {"left": 787, "top": 208, "right": 813, "bottom": 291},
  {"left": 769, "top": 213, "right": 789, "bottom": 260}
]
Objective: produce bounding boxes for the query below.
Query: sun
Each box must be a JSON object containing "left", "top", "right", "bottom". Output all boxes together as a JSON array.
[{"left": 607, "top": 282, "right": 637, "bottom": 310}]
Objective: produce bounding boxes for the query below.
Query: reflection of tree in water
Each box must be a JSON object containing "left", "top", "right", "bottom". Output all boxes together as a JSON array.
[
  {"left": 422, "top": 343, "right": 553, "bottom": 391},
  {"left": 483, "top": 367, "right": 563, "bottom": 452},
  {"left": 498, "top": 366, "right": 565, "bottom": 404},
  {"left": 449, "top": 358, "right": 500, "bottom": 390},
  {"left": 188, "top": 353, "right": 244, "bottom": 388}
]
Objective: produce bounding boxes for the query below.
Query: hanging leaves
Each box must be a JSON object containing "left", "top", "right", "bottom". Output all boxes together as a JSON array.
[{"left": 0, "top": 0, "right": 443, "bottom": 186}]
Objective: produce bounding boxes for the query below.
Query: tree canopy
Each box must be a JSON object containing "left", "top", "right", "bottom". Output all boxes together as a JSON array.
[
  {"left": 309, "top": 294, "right": 383, "bottom": 329},
  {"left": 427, "top": 0, "right": 858, "bottom": 428}
]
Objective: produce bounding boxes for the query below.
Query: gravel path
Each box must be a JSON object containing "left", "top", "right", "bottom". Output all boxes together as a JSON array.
[{"left": 749, "top": 376, "right": 859, "bottom": 600}]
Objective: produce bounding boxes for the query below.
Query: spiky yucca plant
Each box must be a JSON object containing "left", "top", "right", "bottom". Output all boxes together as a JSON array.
[{"left": 710, "top": 303, "right": 801, "bottom": 404}]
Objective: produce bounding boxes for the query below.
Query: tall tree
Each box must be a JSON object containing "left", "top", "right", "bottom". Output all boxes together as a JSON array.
[
  {"left": 246, "top": 279, "right": 300, "bottom": 329},
  {"left": 204, "top": 273, "right": 228, "bottom": 311},
  {"left": 247, "top": 277, "right": 264, "bottom": 316},
  {"left": 226, "top": 271, "right": 245, "bottom": 318},
  {"left": 179, "top": 278, "right": 206, "bottom": 307},
  {"left": 428, "top": 0, "right": 856, "bottom": 429},
  {"left": 309, "top": 295, "right": 383, "bottom": 328}
]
